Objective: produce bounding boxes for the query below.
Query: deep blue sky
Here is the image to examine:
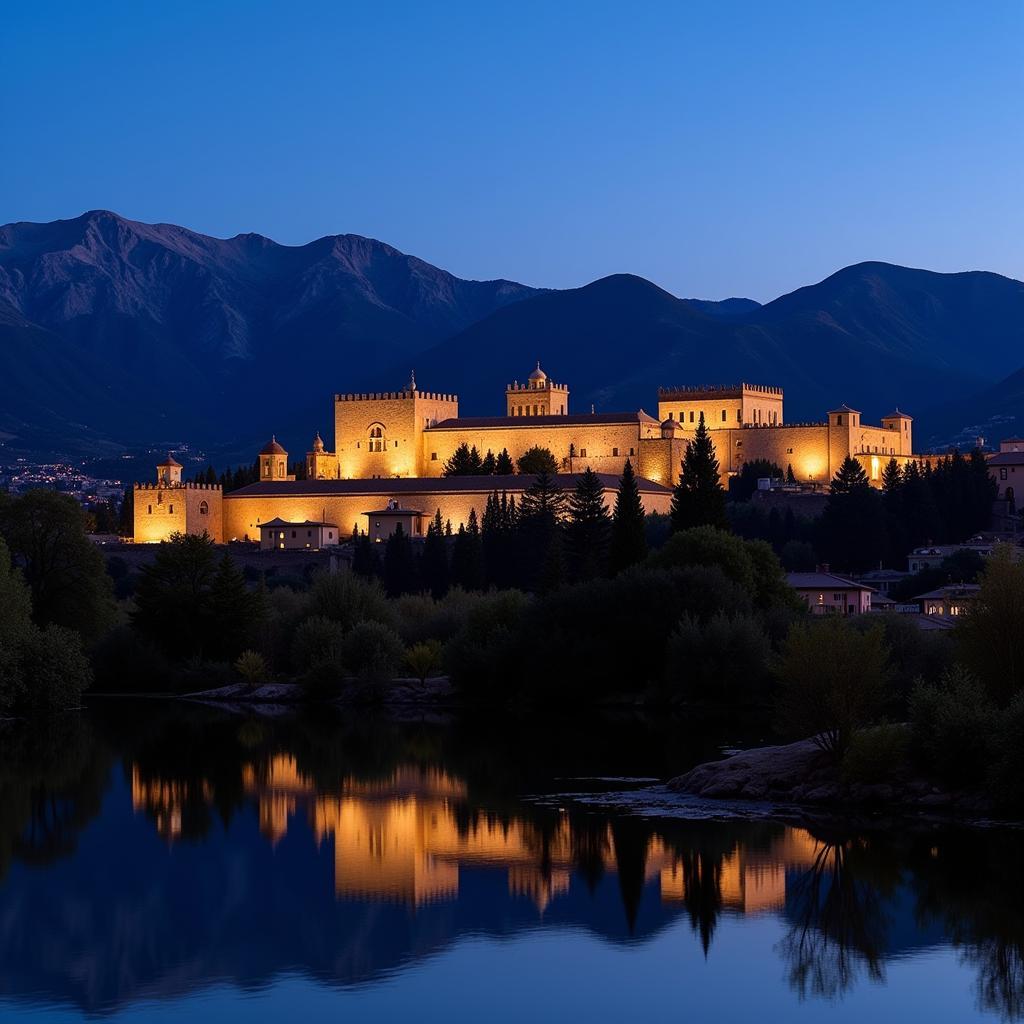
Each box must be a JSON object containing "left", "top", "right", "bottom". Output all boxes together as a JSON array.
[{"left": 3, "top": 1, "right": 1022, "bottom": 301}]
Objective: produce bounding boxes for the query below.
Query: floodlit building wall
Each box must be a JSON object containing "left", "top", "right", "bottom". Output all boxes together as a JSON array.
[{"left": 133, "top": 482, "right": 223, "bottom": 543}]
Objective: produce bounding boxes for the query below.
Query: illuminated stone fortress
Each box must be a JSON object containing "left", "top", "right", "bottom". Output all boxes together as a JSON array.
[{"left": 133, "top": 362, "right": 918, "bottom": 544}]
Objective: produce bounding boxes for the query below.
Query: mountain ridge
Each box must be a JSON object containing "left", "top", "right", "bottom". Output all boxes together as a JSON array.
[{"left": 1, "top": 211, "right": 1022, "bottom": 459}]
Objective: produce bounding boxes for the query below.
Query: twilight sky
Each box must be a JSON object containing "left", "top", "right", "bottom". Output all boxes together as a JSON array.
[{"left": 3, "top": 0, "right": 1022, "bottom": 302}]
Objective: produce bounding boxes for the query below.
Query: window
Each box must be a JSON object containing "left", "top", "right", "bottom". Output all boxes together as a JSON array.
[
  {"left": 1001, "top": 468, "right": 1008, "bottom": 480},
  {"left": 368, "top": 424, "right": 386, "bottom": 452},
  {"left": 147, "top": 505, "right": 152, "bottom": 514},
  {"left": 199, "top": 500, "right": 209, "bottom": 515},
  {"left": 721, "top": 409, "right": 726, "bottom": 422},
  {"left": 836, "top": 414, "right": 843, "bottom": 425},
  {"left": 736, "top": 440, "right": 743, "bottom": 448},
  {"left": 291, "top": 531, "right": 296, "bottom": 538},
  {"left": 629, "top": 447, "right": 635, "bottom": 456},
  {"left": 169, "top": 504, "right": 174, "bottom": 513},
  {"left": 668, "top": 411, "right": 674, "bottom": 420},
  {"left": 833, "top": 593, "right": 843, "bottom": 602},
  {"left": 786, "top": 447, "right": 793, "bottom": 454},
  {"left": 279, "top": 532, "right": 285, "bottom": 539},
  {"left": 737, "top": 410, "right": 742, "bottom": 422},
  {"left": 612, "top": 447, "right": 619, "bottom": 457},
  {"left": 432, "top": 452, "right": 438, "bottom": 461},
  {"left": 307, "top": 530, "right": 312, "bottom": 537},
  {"left": 580, "top": 448, "right": 587, "bottom": 457},
  {"left": 328, "top": 532, "right": 333, "bottom": 539},
  {"left": 689, "top": 411, "right": 695, "bottom": 423},
  {"left": 817, "top": 593, "right": 824, "bottom": 605}
]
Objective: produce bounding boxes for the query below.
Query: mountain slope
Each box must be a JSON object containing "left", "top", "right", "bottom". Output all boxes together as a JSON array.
[
  {"left": 0, "top": 211, "right": 538, "bottom": 452},
  {"left": 408, "top": 263, "right": 1024, "bottom": 428}
]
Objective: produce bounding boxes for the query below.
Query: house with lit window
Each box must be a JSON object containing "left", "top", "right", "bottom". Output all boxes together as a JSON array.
[
  {"left": 258, "top": 518, "right": 339, "bottom": 551},
  {"left": 786, "top": 571, "right": 873, "bottom": 615}
]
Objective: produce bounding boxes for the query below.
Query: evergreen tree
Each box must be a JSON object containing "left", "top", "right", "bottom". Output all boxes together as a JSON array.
[
  {"left": 421, "top": 509, "right": 450, "bottom": 599},
  {"left": 208, "top": 552, "right": 260, "bottom": 661},
  {"left": 519, "top": 469, "right": 567, "bottom": 522},
  {"left": 383, "top": 523, "right": 417, "bottom": 596},
  {"left": 566, "top": 467, "right": 612, "bottom": 580},
  {"left": 495, "top": 448, "right": 515, "bottom": 474},
  {"left": 118, "top": 485, "right": 134, "bottom": 536},
  {"left": 818, "top": 456, "right": 887, "bottom": 572},
  {"left": 609, "top": 459, "right": 647, "bottom": 573},
  {"left": 351, "top": 531, "right": 382, "bottom": 578},
  {"left": 881, "top": 457, "right": 902, "bottom": 494},
  {"left": 729, "top": 459, "right": 784, "bottom": 501},
  {"left": 520, "top": 471, "right": 566, "bottom": 592},
  {"left": 517, "top": 446, "right": 559, "bottom": 475},
  {"left": 451, "top": 509, "right": 484, "bottom": 590},
  {"left": 671, "top": 413, "right": 727, "bottom": 532},
  {"left": 786, "top": 463, "right": 796, "bottom": 484},
  {"left": 442, "top": 443, "right": 484, "bottom": 476},
  {"left": 480, "top": 450, "right": 497, "bottom": 475}
]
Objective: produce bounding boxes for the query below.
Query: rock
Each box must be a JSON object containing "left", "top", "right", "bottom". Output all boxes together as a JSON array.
[{"left": 669, "top": 738, "right": 829, "bottom": 798}]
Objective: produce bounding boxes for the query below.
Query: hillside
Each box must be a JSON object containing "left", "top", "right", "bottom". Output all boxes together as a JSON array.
[
  {"left": 2, "top": 211, "right": 1023, "bottom": 458},
  {"left": 0, "top": 211, "right": 537, "bottom": 454}
]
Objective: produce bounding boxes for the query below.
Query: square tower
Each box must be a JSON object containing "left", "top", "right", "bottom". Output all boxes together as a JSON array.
[
  {"left": 334, "top": 373, "right": 458, "bottom": 479},
  {"left": 506, "top": 362, "right": 569, "bottom": 417}
]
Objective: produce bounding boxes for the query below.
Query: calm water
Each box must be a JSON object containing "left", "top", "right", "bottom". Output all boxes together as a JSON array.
[{"left": 0, "top": 704, "right": 1020, "bottom": 1023}]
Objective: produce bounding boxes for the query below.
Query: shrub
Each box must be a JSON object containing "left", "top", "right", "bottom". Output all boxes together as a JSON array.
[
  {"left": 405, "top": 640, "right": 444, "bottom": 684},
  {"left": 775, "top": 616, "right": 892, "bottom": 758},
  {"left": 665, "top": 612, "right": 771, "bottom": 704},
  {"left": 235, "top": 650, "right": 270, "bottom": 687},
  {"left": 308, "top": 571, "right": 394, "bottom": 632},
  {"left": 341, "top": 621, "right": 405, "bottom": 682},
  {"left": 841, "top": 724, "right": 910, "bottom": 785},
  {"left": 909, "top": 666, "right": 996, "bottom": 785},
  {"left": 291, "top": 616, "right": 347, "bottom": 674},
  {"left": 990, "top": 691, "right": 1024, "bottom": 811},
  {"left": 17, "top": 624, "right": 93, "bottom": 711},
  {"left": 445, "top": 589, "right": 530, "bottom": 696}
]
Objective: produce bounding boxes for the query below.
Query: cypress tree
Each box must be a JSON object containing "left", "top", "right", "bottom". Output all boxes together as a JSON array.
[
  {"left": 208, "top": 552, "right": 258, "bottom": 661},
  {"left": 609, "top": 459, "right": 647, "bottom": 573},
  {"left": 383, "top": 523, "right": 417, "bottom": 597},
  {"left": 566, "top": 467, "right": 612, "bottom": 580},
  {"left": 819, "top": 456, "right": 887, "bottom": 572},
  {"left": 421, "top": 509, "right": 450, "bottom": 599},
  {"left": 451, "top": 509, "right": 484, "bottom": 590},
  {"left": 671, "top": 413, "right": 727, "bottom": 532},
  {"left": 352, "top": 532, "right": 382, "bottom": 578}
]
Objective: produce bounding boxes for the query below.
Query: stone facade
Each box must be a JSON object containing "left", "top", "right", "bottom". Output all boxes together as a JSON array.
[
  {"left": 134, "top": 480, "right": 223, "bottom": 543},
  {"left": 131, "top": 361, "right": 922, "bottom": 545}
]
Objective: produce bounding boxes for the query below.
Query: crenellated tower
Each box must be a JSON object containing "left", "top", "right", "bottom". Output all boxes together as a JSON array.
[{"left": 506, "top": 362, "right": 569, "bottom": 417}]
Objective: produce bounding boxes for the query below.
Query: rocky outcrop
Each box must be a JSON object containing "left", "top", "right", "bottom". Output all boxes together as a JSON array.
[{"left": 669, "top": 739, "right": 996, "bottom": 815}]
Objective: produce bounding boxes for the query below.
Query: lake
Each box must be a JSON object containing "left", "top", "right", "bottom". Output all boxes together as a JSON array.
[{"left": 0, "top": 703, "right": 1020, "bottom": 1022}]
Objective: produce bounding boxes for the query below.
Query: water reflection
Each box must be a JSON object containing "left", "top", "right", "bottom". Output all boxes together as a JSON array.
[{"left": 0, "top": 706, "right": 1022, "bottom": 1020}]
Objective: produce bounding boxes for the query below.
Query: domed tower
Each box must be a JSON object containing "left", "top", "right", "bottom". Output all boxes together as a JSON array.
[
  {"left": 506, "top": 361, "right": 569, "bottom": 417},
  {"left": 306, "top": 430, "right": 339, "bottom": 480},
  {"left": 259, "top": 436, "right": 294, "bottom": 482},
  {"left": 156, "top": 453, "right": 183, "bottom": 486}
]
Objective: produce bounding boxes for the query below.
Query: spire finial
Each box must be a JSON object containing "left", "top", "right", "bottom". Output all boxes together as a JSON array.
[{"left": 409, "top": 370, "right": 417, "bottom": 392}]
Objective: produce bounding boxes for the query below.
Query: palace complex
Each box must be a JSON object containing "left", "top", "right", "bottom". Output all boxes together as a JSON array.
[{"left": 133, "top": 363, "right": 920, "bottom": 545}]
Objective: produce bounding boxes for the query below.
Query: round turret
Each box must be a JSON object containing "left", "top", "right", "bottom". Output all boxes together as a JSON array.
[{"left": 529, "top": 361, "right": 547, "bottom": 383}]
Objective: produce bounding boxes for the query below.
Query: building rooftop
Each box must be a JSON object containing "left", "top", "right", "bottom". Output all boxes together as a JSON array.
[
  {"left": 429, "top": 411, "right": 659, "bottom": 429},
  {"left": 987, "top": 451, "right": 1024, "bottom": 465},
  {"left": 156, "top": 453, "right": 182, "bottom": 467},
  {"left": 258, "top": 518, "right": 338, "bottom": 529},
  {"left": 911, "top": 584, "right": 981, "bottom": 601},
  {"left": 260, "top": 435, "right": 287, "bottom": 456},
  {"left": 786, "top": 571, "right": 870, "bottom": 590},
  {"left": 230, "top": 472, "right": 671, "bottom": 499}
]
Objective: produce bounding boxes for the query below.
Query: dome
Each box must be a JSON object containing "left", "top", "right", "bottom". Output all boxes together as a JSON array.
[
  {"left": 528, "top": 361, "right": 547, "bottom": 383},
  {"left": 157, "top": 453, "right": 182, "bottom": 467},
  {"left": 260, "top": 435, "right": 287, "bottom": 456},
  {"left": 312, "top": 432, "right": 325, "bottom": 452}
]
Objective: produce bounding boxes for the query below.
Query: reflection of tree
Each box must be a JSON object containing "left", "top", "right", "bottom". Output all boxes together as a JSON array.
[
  {"left": 778, "top": 839, "right": 889, "bottom": 1000},
  {"left": 0, "top": 716, "right": 110, "bottom": 879},
  {"left": 910, "top": 830, "right": 1024, "bottom": 1021}
]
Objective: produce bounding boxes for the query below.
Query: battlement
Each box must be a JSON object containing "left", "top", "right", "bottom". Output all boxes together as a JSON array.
[
  {"left": 658, "top": 382, "right": 784, "bottom": 399},
  {"left": 134, "top": 481, "right": 223, "bottom": 491},
  {"left": 334, "top": 390, "right": 458, "bottom": 403},
  {"left": 741, "top": 420, "right": 826, "bottom": 429},
  {"left": 506, "top": 380, "right": 569, "bottom": 392}
]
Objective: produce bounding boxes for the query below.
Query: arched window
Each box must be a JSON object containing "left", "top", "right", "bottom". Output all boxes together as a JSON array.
[
  {"left": 368, "top": 424, "right": 386, "bottom": 453},
  {"left": 199, "top": 500, "right": 209, "bottom": 515}
]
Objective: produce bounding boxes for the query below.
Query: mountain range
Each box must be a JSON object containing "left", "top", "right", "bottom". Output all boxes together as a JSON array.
[{"left": 1, "top": 210, "right": 1022, "bottom": 464}]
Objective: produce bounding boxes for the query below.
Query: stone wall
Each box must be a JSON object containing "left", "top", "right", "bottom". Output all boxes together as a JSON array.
[{"left": 133, "top": 483, "right": 223, "bottom": 543}]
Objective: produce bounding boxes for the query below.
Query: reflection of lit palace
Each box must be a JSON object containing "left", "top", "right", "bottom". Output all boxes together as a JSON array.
[
  {"left": 133, "top": 364, "right": 919, "bottom": 544},
  {"left": 132, "top": 756, "right": 820, "bottom": 915}
]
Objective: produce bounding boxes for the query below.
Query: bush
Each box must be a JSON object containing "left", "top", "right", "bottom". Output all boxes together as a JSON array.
[
  {"left": 990, "top": 691, "right": 1024, "bottom": 810},
  {"left": 909, "top": 666, "right": 997, "bottom": 785},
  {"left": 665, "top": 612, "right": 771, "bottom": 704},
  {"left": 841, "top": 724, "right": 910, "bottom": 785},
  {"left": 291, "top": 616, "right": 346, "bottom": 674},
  {"left": 775, "top": 616, "right": 892, "bottom": 758},
  {"left": 341, "top": 621, "right": 405, "bottom": 682},
  {"left": 445, "top": 589, "right": 530, "bottom": 696},
  {"left": 235, "top": 650, "right": 269, "bottom": 687},
  {"left": 405, "top": 640, "right": 444, "bottom": 684},
  {"left": 309, "top": 571, "right": 394, "bottom": 632},
  {"left": 17, "top": 624, "right": 93, "bottom": 711}
]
